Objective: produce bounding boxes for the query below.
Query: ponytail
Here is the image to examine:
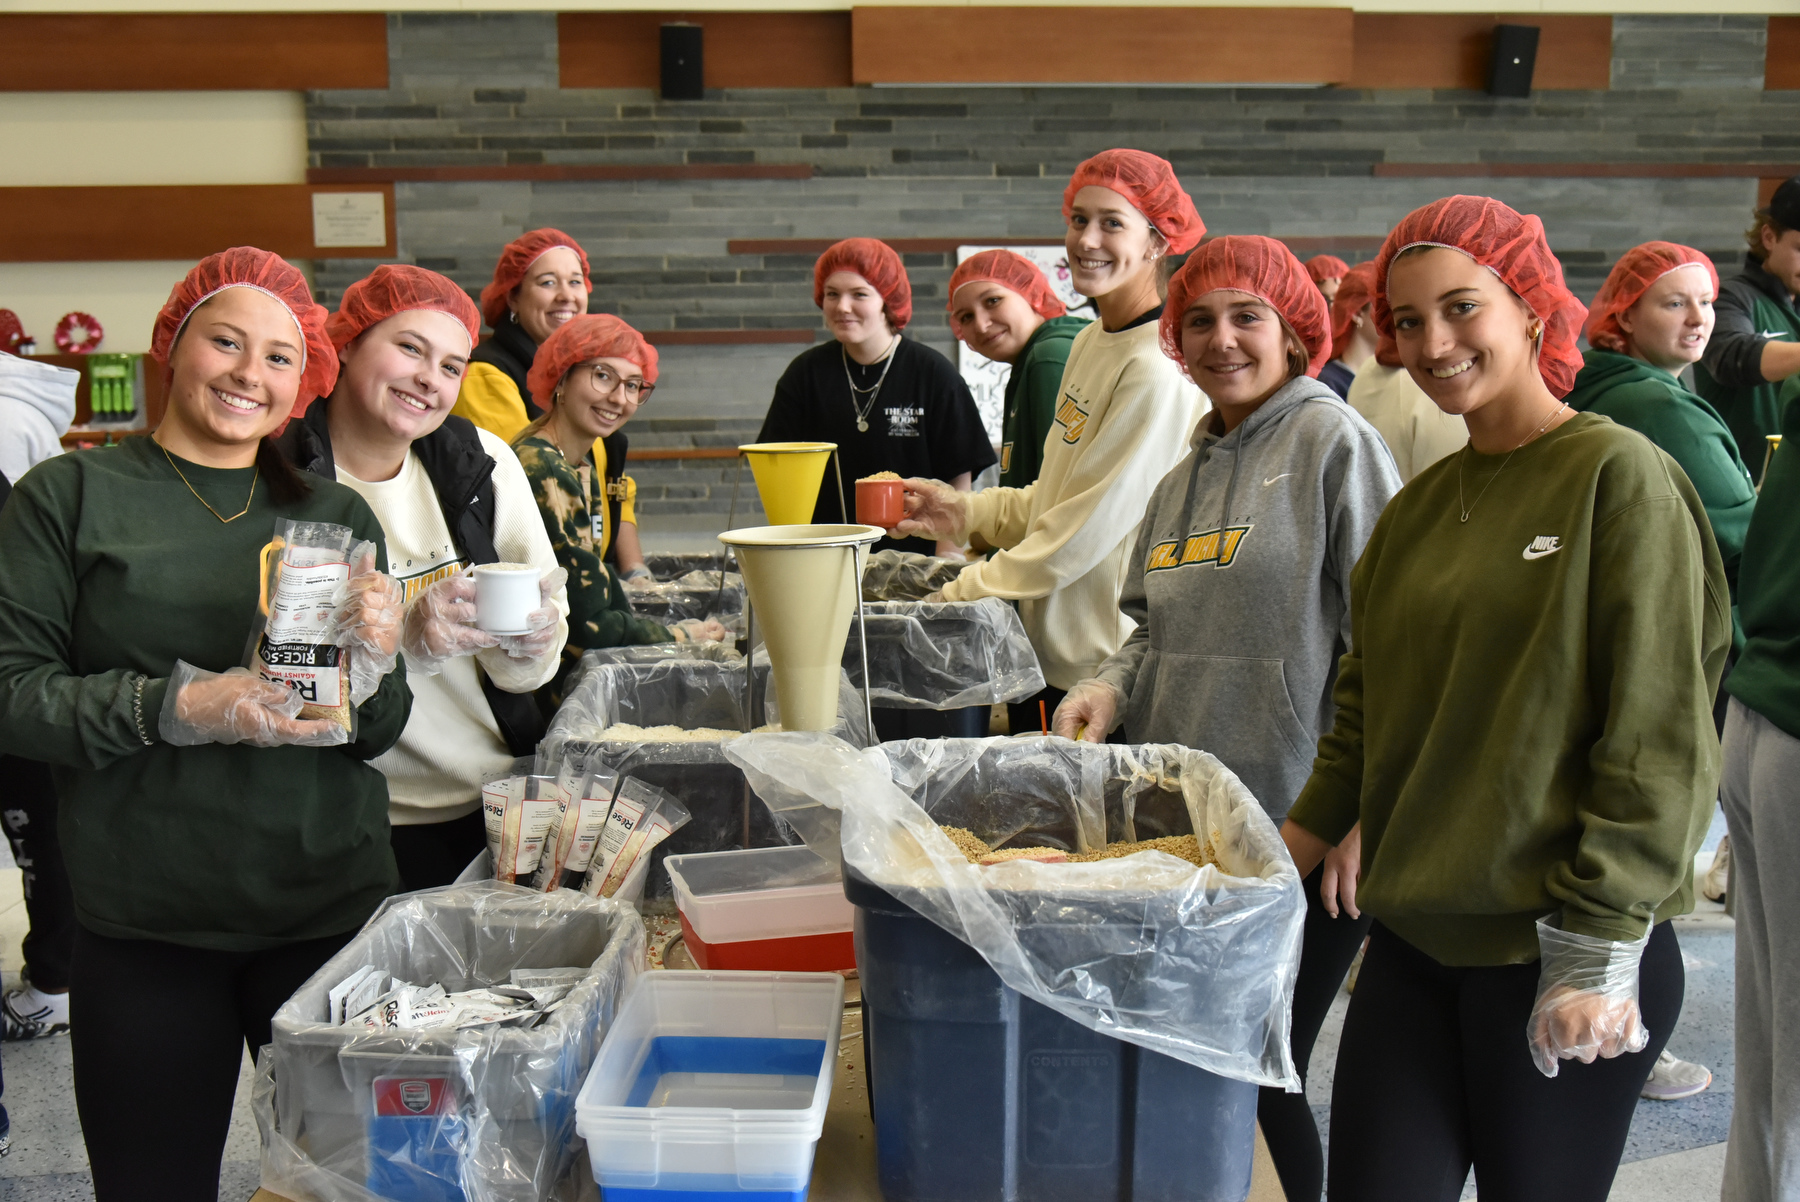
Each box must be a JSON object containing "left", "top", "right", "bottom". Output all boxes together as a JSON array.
[{"left": 257, "top": 436, "right": 312, "bottom": 506}]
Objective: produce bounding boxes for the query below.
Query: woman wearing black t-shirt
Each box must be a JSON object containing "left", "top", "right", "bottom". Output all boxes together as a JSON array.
[{"left": 758, "top": 238, "right": 996, "bottom": 556}]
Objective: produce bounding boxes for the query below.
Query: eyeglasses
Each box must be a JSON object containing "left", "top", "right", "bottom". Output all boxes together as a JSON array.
[{"left": 588, "top": 363, "right": 653, "bottom": 403}]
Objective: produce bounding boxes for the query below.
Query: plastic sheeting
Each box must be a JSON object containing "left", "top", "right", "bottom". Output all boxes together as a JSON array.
[
  {"left": 725, "top": 733, "right": 1305, "bottom": 1089},
  {"left": 260, "top": 882, "right": 644, "bottom": 1202},
  {"left": 623, "top": 569, "right": 745, "bottom": 631},
  {"left": 858, "top": 549, "right": 966, "bottom": 602},
  {"left": 844, "top": 598, "right": 1043, "bottom": 710}
]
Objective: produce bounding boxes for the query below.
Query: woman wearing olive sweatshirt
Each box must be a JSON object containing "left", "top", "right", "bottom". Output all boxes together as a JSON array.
[
  {"left": 1283, "top": 199, "right": 1729, "bottom": 1202},
  {"left": 0, "top": 251, "right": 411, "bottom": 1198}
]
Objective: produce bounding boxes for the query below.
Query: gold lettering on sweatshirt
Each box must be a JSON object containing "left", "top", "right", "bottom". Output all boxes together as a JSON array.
[
  {"left": 1145, "top": 525, "right": 1252, "bottom": 572},
  {"left": 1055, "top": 394, "right": 1089, "bottom": 444}
]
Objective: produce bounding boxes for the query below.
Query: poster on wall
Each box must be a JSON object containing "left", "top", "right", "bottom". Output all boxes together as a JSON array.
[{"left": 954, "top": 245, "right": 1096, "bottom": 445}]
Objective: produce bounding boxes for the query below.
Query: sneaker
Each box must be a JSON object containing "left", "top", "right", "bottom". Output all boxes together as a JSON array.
[
  {"left": 2, "top": 984, "right": 69, "bottom": 1040},
  {"left": 1701, "top": 836, "right": 1730, "bottom": 902},
  {"left": 1642, "top": 1050, "right": 1711, "bottom": 1101}
]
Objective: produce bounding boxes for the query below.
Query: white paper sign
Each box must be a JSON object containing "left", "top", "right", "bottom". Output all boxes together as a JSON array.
[
  {"left": 311, "top": 192, "right": 388, "bottom": 249},
  {"left": 953, "top": 245, "right": 1097, "bottom": 444}
]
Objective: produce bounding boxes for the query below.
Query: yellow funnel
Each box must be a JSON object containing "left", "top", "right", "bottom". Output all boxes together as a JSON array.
[
  {"left": 720, "top": 523, "right": 881, "bottom": 731},
  {"left": 739, "top": 442, "right": 836, "bottom": 526}
]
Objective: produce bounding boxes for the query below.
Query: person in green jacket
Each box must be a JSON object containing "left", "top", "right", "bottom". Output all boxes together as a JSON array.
[
  {"left": 946, "top": 249, "right": 1089, "bottom": 488},
  {"left": 1282, "top": 198, "right": 1730, "bottom": 1202},
  {"left": 0, "top": 250, "right": 412, "bottom": 1198},
  {"left": 512, "top": 312, "right": 727, "bottom": 709},
  {"left": 1569, "top": 241, "right": 1756, "bottom": 652},
  {"left": 1719, "top": 374, "right": 1800, "bottom": 1201}
]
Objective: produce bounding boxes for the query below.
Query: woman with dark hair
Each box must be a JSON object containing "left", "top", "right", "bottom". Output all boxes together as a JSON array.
[
  {"left": 1283, "top": 197, "right": 1729, "bottom": 1201},
  {"left": 0, "top": 248, "right": 411, "bottom": 1196}
]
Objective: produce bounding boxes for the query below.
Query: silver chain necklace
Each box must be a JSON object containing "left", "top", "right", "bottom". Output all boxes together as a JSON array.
[
  {"left": 1457, "top": 402, "right": 1568, "bottom": 523},
  {"left": 842, "top": 336, "right": 899, "bottom": 433}
]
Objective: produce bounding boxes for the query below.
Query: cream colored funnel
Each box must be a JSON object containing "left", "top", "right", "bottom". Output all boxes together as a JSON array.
[
  {"left": 719, "top": 523, "right": 881, "bottom": 731},
  {"left": 738, "top": 442, "right": 837, "bottom": 526}
]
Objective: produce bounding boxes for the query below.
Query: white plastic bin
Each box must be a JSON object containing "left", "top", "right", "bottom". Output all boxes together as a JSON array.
[
  {"left": 664, "top": 846, "right": 854, "bottom": 972},
  {"left": 576, "top": 971, "right": 844, "bottom": 1200}
]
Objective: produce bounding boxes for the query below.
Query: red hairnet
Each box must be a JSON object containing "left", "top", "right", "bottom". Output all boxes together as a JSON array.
[
  {"left": 1306, "top": 254, "right": 1350, "bottom": 285},
  {"left": 1062, "top": 150, "right": 1205, "bottom": 255},
  {"left": 1372, "top": 195, "right": 1589, "bottom": 398},
  {"left": 479, "top": 229, "right": 591, "bottom": 330},
  {"left": 526, "top": 314, "right": 659, "bottom": 410},
  {"left": 1330, "top": 260, "right": 1379, "bottom": 361},
  {"left": 946, "top": 250, "right": 1067, "bottom": 325},
  {"left": 813, "top": 238, "right": 912, "bottom": 330},
  {"left": 328, "top": 264, "right": 481, "bottom": 354},
  {"left": 149, "top": 246, "right": 336, "bottom": 429},
  {"left": 1159, "top": 235, "right": 1332, "bottom": 379},
  {"left": 1583, "top": 242, "right": 1719, "bottom": 354}
]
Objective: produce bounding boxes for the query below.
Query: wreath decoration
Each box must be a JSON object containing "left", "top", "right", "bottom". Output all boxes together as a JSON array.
[{"left": 54, "top": 311, "right": 104, "bottom": 354}]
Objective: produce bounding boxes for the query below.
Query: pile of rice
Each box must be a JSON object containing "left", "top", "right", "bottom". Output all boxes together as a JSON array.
[
  {"left": 938, "top": 825, "right": 1216, "bottom": 870},
  {"left": 596, "top": 723, "right": 778, "bottom": 742}
]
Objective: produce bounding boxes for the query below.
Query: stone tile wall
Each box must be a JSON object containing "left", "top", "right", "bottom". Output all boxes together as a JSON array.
[{"left": 1611, "top": 15, "right": 1769, "bottom": 90}]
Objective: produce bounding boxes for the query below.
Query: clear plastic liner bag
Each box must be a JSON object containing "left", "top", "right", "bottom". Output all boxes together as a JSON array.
[
  {"left": 1527, "top": 917, "right": 1652, "bottom": 1078},
  {"left": 724, "top": 733, "right": 1306, "bottom": 1089},
  {"left": 622, "top": 568, "right": 745, "bottom": 634},
  {"left": 259, "top": 882, "right": 645, "bottom": 1202},
  {"left": 641, "top": 551, "right": 731, "bottom": 580},
  {"left": 860, "top": 549, "right": 966, "bottom": 602},
  {"left": 842, "top": 597, "right": 1044, "bottom": 710}
]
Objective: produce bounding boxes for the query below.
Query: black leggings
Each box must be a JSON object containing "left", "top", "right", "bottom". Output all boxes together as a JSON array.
[
  {"left": 70, "top": 925, "right": 353, "bottom": 1201},
  {"left": 389, "top": 808, "right": 488, "bottom": 893},
  {"left": 1327, "top": 920, "right": 1682, "bottom": 1202},
  {"left": 1257, "top": 864, "right": 1373, "bottom": 1202},
  {"left": 0, "top": 754, "right": 76, "bottom": 991}
]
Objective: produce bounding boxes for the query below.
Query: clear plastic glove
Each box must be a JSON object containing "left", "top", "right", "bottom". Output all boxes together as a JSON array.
[
  {"left": 1320, "top": 823, "right": 1362, "bottom": 919},
  {"left": 159, "top": 661, "right": 349, "bottom": 748},
  {"left": 673, "top": 618, "right": 730, "bottom": 644},
  {"left": 1051, "top": 678, "right": 1125, "bottom": 742},
  {"left": 1526, "top": 918, "right": 1651, "bottom": 1077},
  {"left": 400, "top": 571, "right": 500, "bottom": 676},
  {"left": 621, "top": 565, "right": 655, "bottom": 588},
  {"left": 495, "top": 566, "right": 569, "bottom": 660},
  {"left": 919, "top": 589, "right": 948, "bottom": 604},
  {"left": 334, "top": 543, "right": 404, "bottom": 704},
  {"left": 891, "top": 478, "right": 971, "bottom": 542}
]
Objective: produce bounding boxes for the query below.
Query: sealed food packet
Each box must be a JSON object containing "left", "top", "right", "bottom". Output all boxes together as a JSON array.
[
  {"left": 328, "top": 965, "right": 381, "bottom": 1025},
  {"left": 245, "top": 518, "right": 364, "bottom": 735},
  {"left": 580, "top": 778, "right": 691, "bottom": 900},
  {"left": 530, "top": 754, "right": 623, "bottom": 892},
  {"left": 481, "top": 760, "right": 565, "bottom": 884}
]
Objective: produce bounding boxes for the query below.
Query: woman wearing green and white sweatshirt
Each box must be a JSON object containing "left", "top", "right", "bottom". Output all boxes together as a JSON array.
[
  {"left": 894, "top": 150, "right": 1208, "bottom": 731},
  {"left": 1283, "top": 198, "right": 1730, "bottom": 1202},
  {"left": 1053, "top": 237, "right": 1400, "bottom": 1202},
  {"left": 0, "top": 250, "right": 411, "bottom": 1198}
]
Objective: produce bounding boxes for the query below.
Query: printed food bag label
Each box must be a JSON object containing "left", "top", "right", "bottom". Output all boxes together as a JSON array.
[
  {"left": 483, "top": 776, "right": 561, "bottom": 882},
  {"left": 247, "top": 519, "right": 358, "bottom": 731}
]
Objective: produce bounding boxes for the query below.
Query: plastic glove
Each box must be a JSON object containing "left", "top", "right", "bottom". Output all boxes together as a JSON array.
[
  {"left": 496, "top": 566, "right": 569, "bottom": 660},
  {"left": 1526, "top": 918, "right": 1651, "bottom": 1077},
  {"left": 673, "top": 618, "right": 730, "bottom": 644},
  {"left": 1320, "top": 823, "right": 1362, "bottom": 919},
  {"left": 621, "top": 565, "right": 655, "bottom": 587},
  {"left": 890, "top": 478, "right": 971, "bottom": 542},
  {"left": 919, "top": 589, "right": 948, "bottom": 604},
  {"left": 401, "top": 571, "right": 500, "bottom": 676},
  {"left": 1051, "top": 678, "right": 1125, "bottom": 742},
  {"left": 159, "top": 661, "right": 349, "bottom": 748},
  {"left": 334, "top": 543, "right": 404, "bottom": 704}
]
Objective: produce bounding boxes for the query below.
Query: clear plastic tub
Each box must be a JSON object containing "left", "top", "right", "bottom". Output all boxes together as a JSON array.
[
  {"left": 576, "top": 971, "right": 844, "bottom": 1200},
  {"left": 665, "top": 846, "right": 856, "bottom": 972}
]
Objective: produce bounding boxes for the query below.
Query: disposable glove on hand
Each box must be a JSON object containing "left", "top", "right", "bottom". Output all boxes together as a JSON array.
[
  {"left": 673, "top": 618, "right": 730, "bottom": 645},
  {"left": 401, "top": 571, "right": 500, "bottom": 676},
  {"left": 159, "top": 661, "right": 349, "bottom": 748},
  {"left": 496, "top": 566, "right": 569, "bottom": 660},
  {"left": 334, "top": 544, "right": 404, "bottom": 704},
  {"left": 621, "top": 565, "right": 655, "bottom": 587},
  {"left": 890, "top": 478, "right": 971, "bottom": 542},
  {"left": 1526, "top": 918, "right": 1651, "bottom": 1077},
  {"left": 1051, "top": 679, "right": 1125, "bottom": 742}
]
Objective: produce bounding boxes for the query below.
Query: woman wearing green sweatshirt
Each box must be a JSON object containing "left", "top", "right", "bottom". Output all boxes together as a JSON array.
[
  {"left": 1283, "top": 198, "right": 1730, "bottom": 1202},
  {"left": 0, "top": 250, "right": 411, "bottom": 1198}
]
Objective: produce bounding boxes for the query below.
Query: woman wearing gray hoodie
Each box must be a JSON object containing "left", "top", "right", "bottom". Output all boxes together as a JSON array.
[{"left": 1054, "top": 237, "right": 1400, "bottom": 1202}]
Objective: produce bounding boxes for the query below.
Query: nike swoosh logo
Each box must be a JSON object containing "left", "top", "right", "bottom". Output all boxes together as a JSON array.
[
  {"left": 1263, "top": 474, "right": 1293, "bottom": 486},
  {"left": 1522, "top": 546, "right": 1560, "bottom": 560}
]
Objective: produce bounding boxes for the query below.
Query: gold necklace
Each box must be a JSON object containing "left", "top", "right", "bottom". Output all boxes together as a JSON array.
[
  {"left": 1457, "top": 402, "right": 1567, "bottom": 524},
  {"left": 160, "top": 443, "right": 259, "bottom": 523}
]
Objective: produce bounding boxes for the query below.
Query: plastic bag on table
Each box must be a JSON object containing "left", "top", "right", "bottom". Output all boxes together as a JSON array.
[
  {"left": 724, "top": 732, "right": 1305, "bottom": 1089},
  {"left": 641, "top": 551, "right": 732, "bottom": 580},
  {"left": 860, "top": 549, "right": 967, "bottom": 602},
  {"left": 843, "top": 597, "right": 1043, "bottom": 710},
  {"left": 261, "top": 881, "right": 644, "bottom": 1202},
  {"left": 621, "top": 568, "right": 745, "bottom": 632},
  {"left": 243, "top": 518, "right": 365, "bottom": 737}
]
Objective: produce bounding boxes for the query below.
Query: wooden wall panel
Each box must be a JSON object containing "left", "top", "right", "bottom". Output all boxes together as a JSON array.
[
  {"left": 850, "top": 7, "right": 1354, "bottom": 86},
  {"left": 0, "top": 185, "right": 395, "bottom": 264},
  {"left": 561, "top": 12, "right": 852, "bottom": 90},
  {"left": 0, "top": 15, "right": 387, "bottom": 92},
  {"left": 1349, "top": 14, "right": 1612, "bottom": 91},
  {"left": 1768, "top": 17, "right": 1800, "bottom": 90}
]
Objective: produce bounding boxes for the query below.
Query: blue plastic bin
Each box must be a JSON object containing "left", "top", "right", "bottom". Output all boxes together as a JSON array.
[{"left": 847, "top": 866, "right": 1259, "bottom": 1202}]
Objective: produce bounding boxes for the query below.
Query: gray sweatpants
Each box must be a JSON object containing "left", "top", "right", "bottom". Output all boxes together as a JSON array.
[{"left": 1721, "top": 697, "right": 1800, "bottom": 1202}]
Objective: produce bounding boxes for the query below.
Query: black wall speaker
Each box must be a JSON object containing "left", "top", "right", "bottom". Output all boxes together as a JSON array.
[
  {"left": 661, "top": 23, "right": 704, "bottom": 101},
  {"left": 1488, "top": 24, "right": 1540, "bottom": 98}
]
